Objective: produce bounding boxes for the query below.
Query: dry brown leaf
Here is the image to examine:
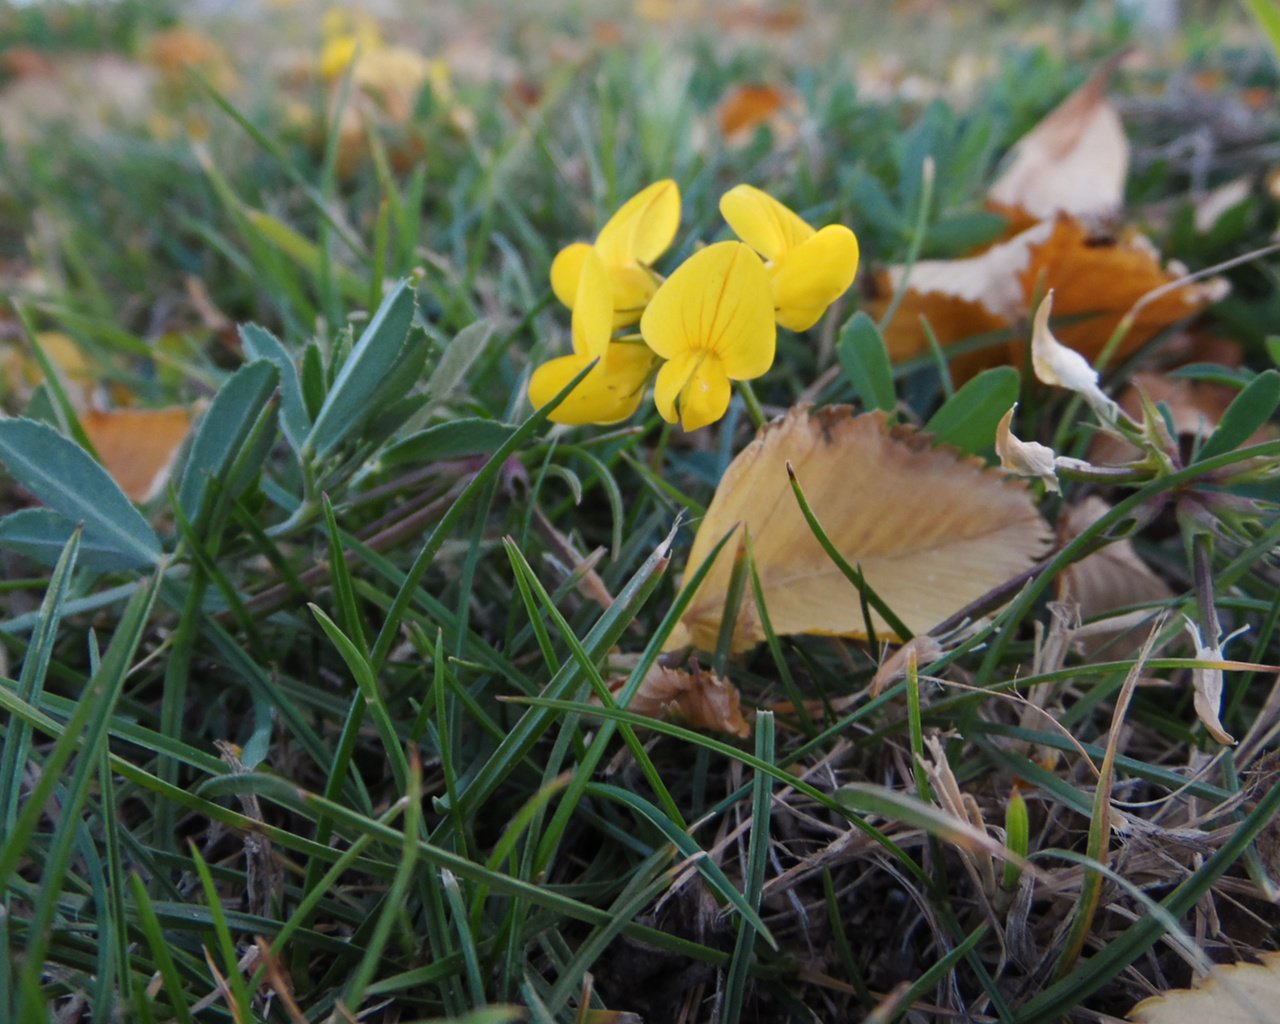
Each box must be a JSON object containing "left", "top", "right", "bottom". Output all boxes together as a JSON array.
[
  {"left": 1016, "top": 216, "right": 1226, "bottom": 364},
  {"left": 1057, "top": 496, "right": 1173, "bottom": 655},
  {"left": 714, "top": 4, "right": 807, "bottom": 32},
  {"left": 82, "top": 408, "right": 193, "bottom": 503},
  {"left": 666, "top": 406, "right": 1051, "bottom": 654},
  {"left": 604, "top": 662, "right": 749, "bottom": 738},
  {"left": 869, "top": 636, "right": 945, "bottom": 698},
  {"left": 716, "top": 83, "right": 789, "bottom": 139},
  {"left": 1129, "top": 952, "right": 1280, "bottom": 1023},
  {"left": 889, "top": 222, "right": 1050, "bottom": 326},
  {"left": 871, "top": 57, "right": 1226, "bottom": 382},
  {"left": 988, "top": 54, "right": 1129, "bottom": 224},
  {"left": 146, "top": 27, "right": 237, "bottom": 94},
  {"left": 870, "top": 215, "right": 1225, "bottom": 381},
  {"left": 870, "top": 219, "right": 1050, "bottom": 382}
]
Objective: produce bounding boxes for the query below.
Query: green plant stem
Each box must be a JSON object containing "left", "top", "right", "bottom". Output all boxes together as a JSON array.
[{"left": 737, "top": 379, "right": 767, "bottom": 428}]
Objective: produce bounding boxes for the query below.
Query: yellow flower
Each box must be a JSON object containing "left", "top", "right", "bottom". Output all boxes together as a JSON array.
[
  {"left": 640, "top": 241, "right": 775, "bottom": 431},
  {"left": 719, "top": 184, "right": 859, "bottom": 331},
  {"left": 319, "top": 10, "right": 383, "bottom": 80},
  {"left": 550, "top": 180, "right": 681, "bottom": 328},
  {"left": 528, "top": 250, "right": 658, "bottom": 424}
]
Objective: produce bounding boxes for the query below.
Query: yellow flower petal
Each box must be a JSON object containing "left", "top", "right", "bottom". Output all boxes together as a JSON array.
[
  {"left": 769, "top": 224, "right": 860, "bottom": 331},
  {"left": 571, "top": 249, "right": 613, "bottom": 359},
  {"left": 594, "top": 342, "right": 660, "bottom": 420},
  {"left": 528, "top": 353, "right": 592, "bottom": 420},
  {"left": 319, "top": 36, "right": 359, "bottom": 78},
  {"left": 606, "top": 265, "right": 658, "bottom": 327},
  {"left": 719, "top": 184, "right": 815, "bottom": 263},
  {"left": 595, "top": 180, "right": 681, "bottom": 269},
  {"left": 653, "top": 351, "right": 733, "bottom": 431},
  {"left": 640, "top": 241, "right": 775, "bottom": 381},
  {"left": 528, "top": 345, "right": 656, "bottom": 425},
  {"left": 550, "top": 243, "right": 592, "bottom": 309}
]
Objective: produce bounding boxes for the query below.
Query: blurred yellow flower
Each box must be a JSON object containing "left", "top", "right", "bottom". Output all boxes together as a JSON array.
[
  {"left": 720, "top": 184, "right": 859, "bottom": 331},
  {"left": 640, "top": 241, "right": 775, "bottom": 431},
  {"left": 529, "top": 250, "right": 658, "bottom": 424},
  {"left": 319, "top": 10, "right": 383, "bottom": 80},
  {"left": 550, "top": 181, "right": 681, "bottom": 328},
  {"left": 351, "top": 48, "right": 447, "bottom": 122}
]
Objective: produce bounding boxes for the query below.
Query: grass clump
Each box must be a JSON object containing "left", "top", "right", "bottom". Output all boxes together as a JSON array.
[{"left": 1, "top": 2, "right": 1279, "bottom": 1021}]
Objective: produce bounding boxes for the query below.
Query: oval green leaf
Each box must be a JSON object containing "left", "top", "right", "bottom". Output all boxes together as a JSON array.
[
  {"left": 307, "top": 279, "right": 418, "bottom": 457},
  {"left": 0, "top": 418, "right": 162, "bottom": 567},
  {"left": 0, "top": 508, "right": 145, "bottom": 572},
  {"left": 239, "top": 323, "right": 310, "bottom": 454},
  {"left": 178, "top": 359, "right": 280, "bottom": 530},
  {"left": 1195, "top": 368, "right": 1280, "bottom": 462},
  {"left": 838, "top": 311, "right": 896, "bottom": 414},
  {"left": 381, "top": 419, "right": 517, "bottom": 469},
  {"left": 925, "top": 366, "right": 1020, "bottom": 455}
]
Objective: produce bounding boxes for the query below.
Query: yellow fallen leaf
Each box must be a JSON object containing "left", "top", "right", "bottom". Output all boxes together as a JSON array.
[
  {"left": 666, "top": 406, "right": 1052, "bottom": 654},
  {"left": 988, "top": 54, "right": 1129, "bottom": 225},
  {"left": 1, "top": 331, "right": 99, "bottom": 408},
  {"left": 604, "top": 662, "right": 750, "bottom": 738},
  {"left": 1129, "top": 952, "right": 1280, "bottom": 1023},
  {"left": 82, "top": 408, "right": 193, "bottom": 503}
]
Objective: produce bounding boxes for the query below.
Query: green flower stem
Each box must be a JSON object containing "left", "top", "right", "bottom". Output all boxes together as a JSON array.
[
  {"left": 737, "top": 379, "right": 767, "bottom": 429},
  {"left": 1054, "top": 462, "right": 1153, "bottom": 486}
]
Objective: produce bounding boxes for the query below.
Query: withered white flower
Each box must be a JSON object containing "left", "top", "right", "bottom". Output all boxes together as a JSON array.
[
  {"left": 1181, "top": 617, "right": 1238, "bottom": 746},
  {"left": 1031, "top": 291, "right": 1119, "bottom": 423},
  {"left": 996, "top": 405, "right": 1060, "bottom": 492}
]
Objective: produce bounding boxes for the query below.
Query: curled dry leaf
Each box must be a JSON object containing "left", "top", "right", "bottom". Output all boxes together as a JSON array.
[
  {"left": 870, "top": 214, "right": 1226, "bottom": 382},
  {"left": 604, "top": 662, "right": 750, "bottom": 738},
  {"left": 1021, "top": 216, "right": 1227, "bottom": 363},
  {"left": 666, "top": 406, "right": 1052, "bottom": 654},
  {"left": 1129, "top": 952, "right": 1280, "bottom": 1023},
  {"left": 988, "top": 53, "right": 1129, "bottom": 225},
  {"left": 869, "top": 55, "right": 1225, "bottom": 383},
  {"left": 869, "top": 635, "right": 945, "bottom": 698},
  {"left": 82, "top": 408, "right": 193, "bottom": 503},
  {"left": 716, "top": 83, "right": 794, "bottom": 141}
]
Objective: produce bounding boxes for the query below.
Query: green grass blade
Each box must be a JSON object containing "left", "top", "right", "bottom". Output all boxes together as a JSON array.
[
  {"left": 0, "top": 528, "right": 80, "bottom": 830},
  {"left": 722, "top": 710, "right": 776, "bottom": 1024}
]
